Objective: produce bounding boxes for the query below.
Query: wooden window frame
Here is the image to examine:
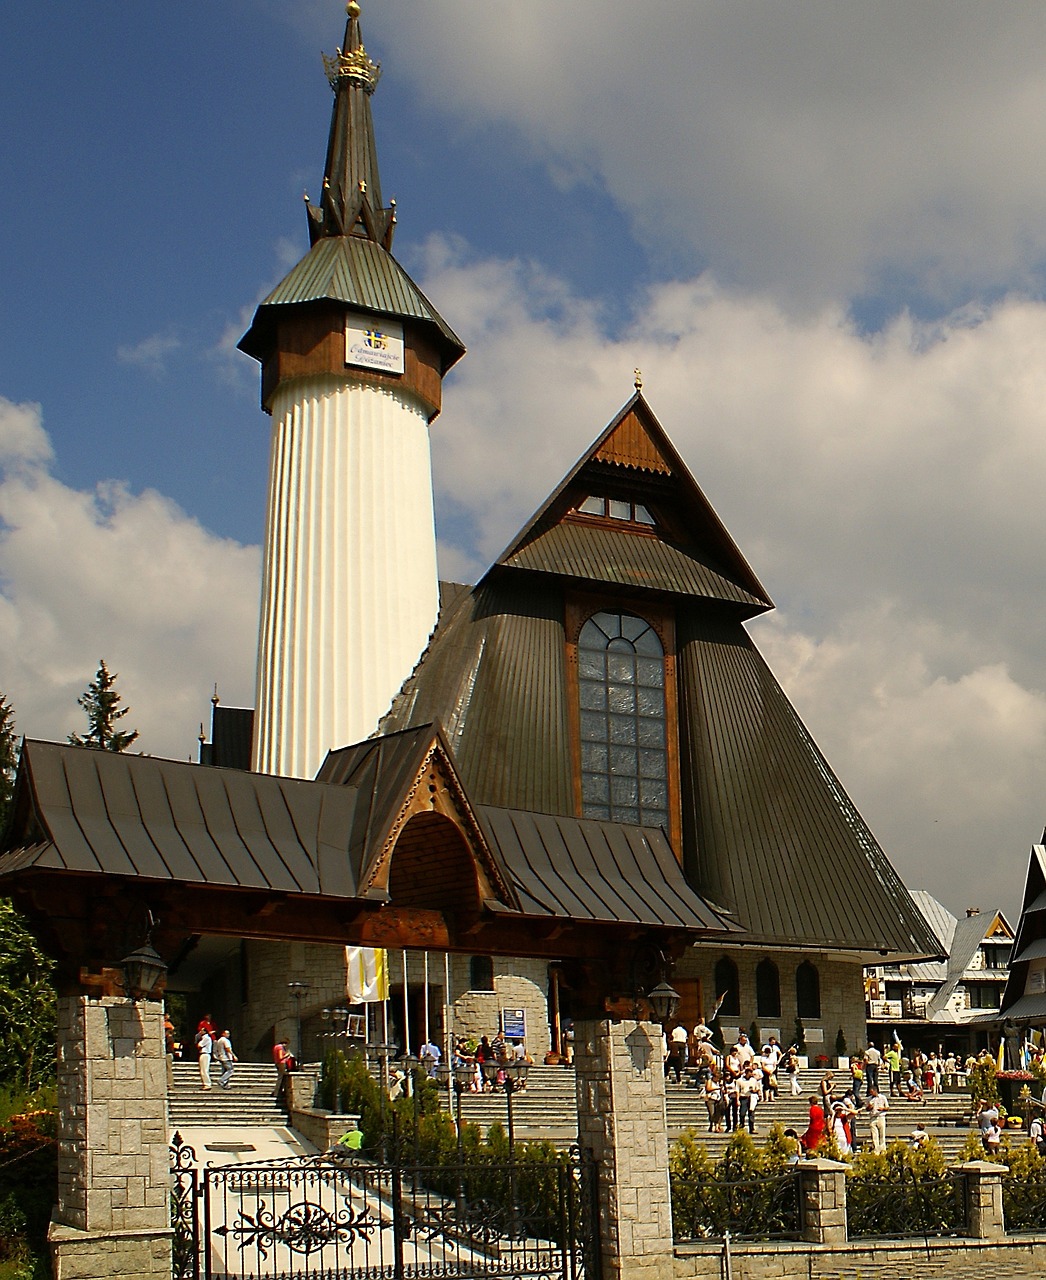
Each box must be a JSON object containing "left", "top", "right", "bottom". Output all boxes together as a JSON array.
[{"left": 565, "top": 592, "right": 682, "bottom": 859}]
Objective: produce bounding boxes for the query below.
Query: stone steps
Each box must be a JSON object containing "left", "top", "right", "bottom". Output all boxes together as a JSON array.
[
  {"left": 445, "top": 1066, "right": 974, "bottom": 1156},
  {"left": 169, "top": 1061, "right": 289, "bottom": 1128}
]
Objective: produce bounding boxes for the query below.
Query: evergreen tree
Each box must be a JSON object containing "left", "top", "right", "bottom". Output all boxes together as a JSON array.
[
  {"left": 68, "top": 660, "right": 139, "bottom": 752},
  {"left": 0, "top": 694, "right": 17, "bottom": 832},
  {"left": 0, "top": 899, "right": 55, "bottom": 1089}
]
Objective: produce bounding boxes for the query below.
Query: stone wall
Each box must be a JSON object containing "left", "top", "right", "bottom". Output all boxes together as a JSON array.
[
  {"left": 51, "top": 995, "right": 171, "bottom": 1280},
  {"left": 675, "top": 948, "right": 867, "bottom": 1057},
  {"left": 242, "top": 940, "right": 354, "bottom": 1059},
  {"left": 575, "top": 1018, "right": 674, "bottom": 1280},
  {"left": 672, "top": 1236, "right": 1046, "bottom": 1280}
]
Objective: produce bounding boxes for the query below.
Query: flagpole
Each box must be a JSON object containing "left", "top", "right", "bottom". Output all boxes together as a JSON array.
[
  {"left": 402, "top": 951, "right": 411, "bottom": 1057},
  {"left": 444, "top": 952, "right": 452, "bottom": 1068},
  {"left": 423, "top": 951, "right": 430, "bottom": 1048}
]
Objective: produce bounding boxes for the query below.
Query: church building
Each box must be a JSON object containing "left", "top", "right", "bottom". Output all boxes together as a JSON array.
[
  {"left": 3, "top": 2, "right": 937, "bottom": 1066},
  {"left": 202, "top": 1, "right": 937, "bottom": 1061}
]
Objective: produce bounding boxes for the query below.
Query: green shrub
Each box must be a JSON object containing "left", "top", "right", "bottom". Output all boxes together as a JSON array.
[
  {"left": 967, "top": 1058, "right": 1000, "bottom": 1108},
  {"left": 846, "top": 1138, "right": 964, "bottom": 1237},
  {"left": 669, "top": 1124, "right": 800, "bottom": 1240}
]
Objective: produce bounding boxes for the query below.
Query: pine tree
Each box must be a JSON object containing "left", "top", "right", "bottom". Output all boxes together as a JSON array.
[
  {"left": 0, "top": 694, "right": 17, "bottom": 832},
  {"left": 68, "top": 659, "right": 139, "bottom": 752}
]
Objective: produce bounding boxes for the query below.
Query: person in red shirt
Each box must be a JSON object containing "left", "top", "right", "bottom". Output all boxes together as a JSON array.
[
  {"left": 273, "top": 1039, "right": 295, "bottom": 1100},
  {"left": 801, "top": 1096, "right": 826, "bottom": 1152}
]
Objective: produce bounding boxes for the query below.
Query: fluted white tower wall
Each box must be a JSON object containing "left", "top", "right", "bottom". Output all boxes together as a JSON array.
[{"left": 252, "top": 374, "right": 439, "bottom": 779}]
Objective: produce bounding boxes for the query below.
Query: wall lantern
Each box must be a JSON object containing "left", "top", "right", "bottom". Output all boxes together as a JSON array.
[
  {"left": 120, "top": 936, "right": 167, "bottom": 1002},
  {"left": 646, "top": 980, "right": 681, "bottom": 1024}
]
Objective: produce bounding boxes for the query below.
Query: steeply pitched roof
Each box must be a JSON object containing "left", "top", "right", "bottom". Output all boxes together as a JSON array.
[
  {"left": 486, "top": 393, "right": 772, "bottom": 617},
  {"left": 378, "top": 389, "right": 936, "bottom": 960}
]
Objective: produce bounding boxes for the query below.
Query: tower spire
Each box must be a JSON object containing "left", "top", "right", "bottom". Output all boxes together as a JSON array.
[{"left": 310, "top": 1, "right": 396, "bottom": 248}]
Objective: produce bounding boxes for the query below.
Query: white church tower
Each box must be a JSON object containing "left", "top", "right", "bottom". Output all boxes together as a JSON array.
[{"left": 239, "top": 2, "right": 465, "bottom": 779}]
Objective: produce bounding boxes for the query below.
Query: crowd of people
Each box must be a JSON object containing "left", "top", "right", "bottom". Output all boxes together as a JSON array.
[{"left": 657, "top": 1022, "right": 1039, "bottom": 1156}]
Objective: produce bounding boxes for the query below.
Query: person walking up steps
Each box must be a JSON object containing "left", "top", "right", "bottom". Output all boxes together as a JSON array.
[{"left": 215, "top": 1029, "right": 237, "bottom": 1088}]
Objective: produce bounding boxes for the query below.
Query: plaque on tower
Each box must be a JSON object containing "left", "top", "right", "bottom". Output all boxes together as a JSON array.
[{"left": 345, "top": 314, "right": 405, "bottom": 374}]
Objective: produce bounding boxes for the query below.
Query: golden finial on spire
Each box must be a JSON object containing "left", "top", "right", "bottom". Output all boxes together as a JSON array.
[
  {"left": 323, "top": 2, "right": 381, "bottom": 93},
  {"left": 634, "top": 368, "right": 643, "bottom": 392}
]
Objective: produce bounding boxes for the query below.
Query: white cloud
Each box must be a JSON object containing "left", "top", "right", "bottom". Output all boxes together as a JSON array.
[
  {"left": 116, "top": 331, "right": 182, "bottom": 376},
  {"left": 0, "top": 401, "right": 259, "bottom": 759},
  {"left": 376, "top": 0, "right": 1046, "bottom": 307}
]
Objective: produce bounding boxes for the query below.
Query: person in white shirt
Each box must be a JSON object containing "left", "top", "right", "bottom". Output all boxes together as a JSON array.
[
  {"left": 734, "top": 1033, "right": 756, "bottom": 1067},
  {"left": 738, "top": 1065, "right": 761, "bottom": 1133},
  {"left": 864, "top": 1084, "right": 889, "bottom": 1153},
  {"left": 215, "top": 1029, "right": 237, "bottom": 1089},
  {"left": 197, "top": 1029, "right": 213, "bottom": 1091}
]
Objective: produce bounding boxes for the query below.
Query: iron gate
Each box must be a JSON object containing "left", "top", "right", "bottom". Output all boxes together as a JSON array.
[{"left": 171, "top": 1132, "right": 600, "bottom": 1280}]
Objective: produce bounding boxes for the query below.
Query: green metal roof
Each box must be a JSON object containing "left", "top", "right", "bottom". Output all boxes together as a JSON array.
[
  {"left": 502, "top": 520, "right": 769, "bottom": 610},
  {"left": 239, "top": 236, "right": 465, "bottom": 365}
]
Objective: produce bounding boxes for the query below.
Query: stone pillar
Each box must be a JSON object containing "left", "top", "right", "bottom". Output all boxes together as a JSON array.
[
  {"left": 49, "top": 995, "right": 172, "bottom": 1280},
  {"left": 574, "top": 1018, "right": 673, "bottom": 1280},
  {"left": 955, "top": 1160, "right": 1005, "bottom": 1238},
  {"left": 798, "top": 1157, "right": 849, "bottom": 1243}
]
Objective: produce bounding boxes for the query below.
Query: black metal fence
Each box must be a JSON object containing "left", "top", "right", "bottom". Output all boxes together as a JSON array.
[
  {"left": 845, "top": 1168, "right": 966, "bottom": 1239},
  {"left": 170, "top": 1132, "right": 599, "bottom": 1280},
  {"left": 670, "top": 1170, "right": 803, "bottom": 1242},
  {"left": 1003, "top": 1164, "right": 1046, "bottom": 1233}
]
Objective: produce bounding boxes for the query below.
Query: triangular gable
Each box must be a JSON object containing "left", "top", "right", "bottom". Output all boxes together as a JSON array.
[
  {"left": 485, "top": 392, "right": 772, "bottom": 612},
  {"left": 982, "top": 911, "right": 1013, "bottom": 941},
  {"left": 318, "top": 723, "right": 520, "bottom": 913}
]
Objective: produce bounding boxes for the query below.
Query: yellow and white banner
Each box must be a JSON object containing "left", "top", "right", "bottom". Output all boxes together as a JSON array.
[{"left": 346, "top": 947, "right": 389, "bottom": 1003}]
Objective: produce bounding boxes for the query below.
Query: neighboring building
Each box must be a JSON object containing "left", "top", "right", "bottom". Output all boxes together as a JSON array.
[
  {"left": 193, "top": 2, "right": 937, "bottom": 1061},
  {"left": 865, "top": 892, "right": 1012, "bottom": 1054}
]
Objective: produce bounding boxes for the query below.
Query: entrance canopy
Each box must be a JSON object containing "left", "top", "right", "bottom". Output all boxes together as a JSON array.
[{"left": 0, "top": 728, "right": 734, "bottom": 1007}]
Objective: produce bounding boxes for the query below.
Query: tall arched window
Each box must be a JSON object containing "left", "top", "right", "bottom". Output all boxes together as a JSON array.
[
  {"left": 796, "top": 961, "right": 821, "bottom": 1020},
  {"left": 755, "top": 958, "right": 780, "bottom": 1019},
  {"left": 578, "top": 611, "right": 668, "bottom": 828},
  {"left": 714, "top": 956, "right": 740, "bottom": 1018}
]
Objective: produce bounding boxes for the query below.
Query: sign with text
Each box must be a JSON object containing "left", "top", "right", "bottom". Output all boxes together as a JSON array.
[
  {"left": 345, "top": 314, "right": 404, "bottom": 374},
  {"left": 501, "top": 1008, "right": 526, "bottom": 1041}
]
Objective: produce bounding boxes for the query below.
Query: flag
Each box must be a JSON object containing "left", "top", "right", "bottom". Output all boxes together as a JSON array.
[
  {"left": 710, "top": 992, "right": 728, "bottom": 1020},
  {"left": 346, "top": 947, "right": 389, "bottom": 1003}
]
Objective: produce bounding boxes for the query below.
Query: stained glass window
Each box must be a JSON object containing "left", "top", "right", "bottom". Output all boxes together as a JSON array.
[{"left": 578, "top": 611, "right": 668, "bottom": 829}]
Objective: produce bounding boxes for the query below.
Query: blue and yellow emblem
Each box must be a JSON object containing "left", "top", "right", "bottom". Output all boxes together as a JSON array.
[{"left": 364, "top": 328, "right": 388, "bottom": 350}]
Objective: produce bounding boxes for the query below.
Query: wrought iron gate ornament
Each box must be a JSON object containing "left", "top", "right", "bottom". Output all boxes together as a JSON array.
[{"left": 170, "top": 1134, "right": 599, "bottom": 1280}]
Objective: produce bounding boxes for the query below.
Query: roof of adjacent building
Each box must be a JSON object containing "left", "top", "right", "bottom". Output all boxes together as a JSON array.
[
  {"left": 0, "top": 738, "right": 730, "bottom": 936},
  {"left": 379, "top": 395, "right": 940, "bottom": 961}
]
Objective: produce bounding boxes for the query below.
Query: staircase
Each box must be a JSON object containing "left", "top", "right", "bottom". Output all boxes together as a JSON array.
[
  {"left": 168, "top": 1060, "right": 976, "bottom": 1160},
  {"left": 664, "top": 1073, "right": 974, "bottom": 1161},
  {"left": 454, "top": 1066, "right": 974, "bottom": 1160},
  {"left": 455, "top": 1063, "right": 579, "bottom": 1146},
  {"left": 168, "top": 1061, "right": 289, "bottom": 1130}
]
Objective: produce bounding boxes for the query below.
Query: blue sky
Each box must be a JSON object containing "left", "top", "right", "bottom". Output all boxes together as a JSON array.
[{"left": 7, "top": 2, "right": 1046, "bottom": 915}]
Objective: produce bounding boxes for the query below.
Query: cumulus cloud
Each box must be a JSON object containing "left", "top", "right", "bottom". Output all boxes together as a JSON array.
[
  {"left": 374, "top": 0, "right": 1046, "bottom": 308},
  {"left": 0, "top": 399, "right": 259, "bottom": 759},
  {"left": 420, "top": 244, "right": 1046, "bottom": 913}
]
